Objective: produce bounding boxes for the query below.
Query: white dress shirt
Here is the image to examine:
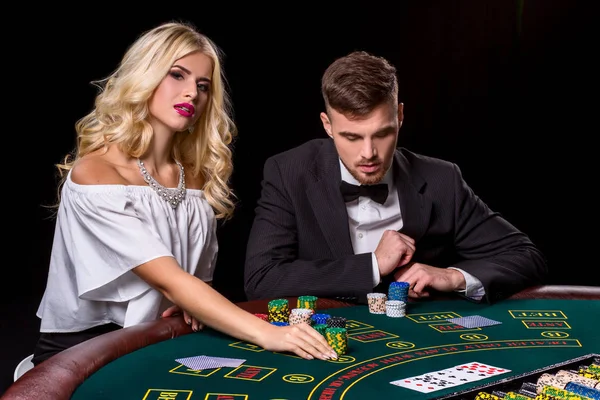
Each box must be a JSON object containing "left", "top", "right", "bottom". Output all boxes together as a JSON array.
[{"left": 340, "top": 160, "right": 485, "bottom": 300}]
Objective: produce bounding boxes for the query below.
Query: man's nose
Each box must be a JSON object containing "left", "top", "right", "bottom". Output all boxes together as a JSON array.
[{"left": 361, "top": 140, "right": 376, "bottom": 159}]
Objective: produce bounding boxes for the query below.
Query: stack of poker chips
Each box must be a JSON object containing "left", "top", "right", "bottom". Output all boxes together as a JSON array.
[
  {"left": 556, "top": 370, "right": 600, "bottom": 390},
  {"left": 289, "top": 308, "right": 314, "bottom": 325},
  {"left": 325, "top": 327, "right": 348, "bottom": 356},
  {"left": 311, "top": 313, "right": 331, "bottom": 325},
  {"left": 311, "top": 313, "right": 331, "bottom": 337},
  {"left": 475, "top": 368, "right": 600, "bottom": 400},
  {"left": 254, "top": 313, "right": 268, "bottom": 321},
  {"left": 326, "top": 316, "right": 347, "bottom": 329},
  {"left": 268, "top": 299, "right": 289, "bottom": 324},
  {"left": 367, "top": 292, "right": 387, "bottom": 314},
  {"left": 388, "top": 281, "right": 409, "bottom": 317},
  {"left": 297, "top": 295, "right": 318, "bottom": 311},
  {"left": 518, "top": 382, "right": 539, "bottom": 399},
  {"left": 474, "top": 391, "right": 502, "bottom": 400},
  {"left": 536, "top": 372, "right": 600, "bottom": 399},
  {"left": 542, "top": 385, "right": 595, "bottom": 400},
  {"left": 385, "top": 300, "right": 406, "bottom": 318},
  {"left": 580, "top": 364, "right": 600, "bottom": 380},
  {"left": 271, "top": 321, "right": 289, "bottom": 326},
  {"left": 313, "top": 324, "right": 328, "bottom": 336},
  {"left": 502, "top": 391, "right": 533, "bottom": 400},
  {"left": 564, "top": 382, "right": 600, "bottom": 399},
  {"left": 388, "top": 282, "right": 409, "bottom": 302}
]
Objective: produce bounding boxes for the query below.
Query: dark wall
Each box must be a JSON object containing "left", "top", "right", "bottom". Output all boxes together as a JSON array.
[{"left": 3, "top": 1, "right": 596, "bottom": 394}]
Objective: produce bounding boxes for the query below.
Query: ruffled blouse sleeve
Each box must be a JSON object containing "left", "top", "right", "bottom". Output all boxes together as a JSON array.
[{"left": 60, "top": 184, "right": 173, "bottom": 302}]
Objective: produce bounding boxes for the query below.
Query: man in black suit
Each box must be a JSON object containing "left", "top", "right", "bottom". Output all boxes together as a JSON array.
[{"left": 244, "top": 51, "right": 547, "bottom": 304}]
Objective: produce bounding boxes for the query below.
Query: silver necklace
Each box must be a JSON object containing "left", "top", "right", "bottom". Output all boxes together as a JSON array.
[{"left": 137, "top": 158, "right": 186, "bottom": 209}]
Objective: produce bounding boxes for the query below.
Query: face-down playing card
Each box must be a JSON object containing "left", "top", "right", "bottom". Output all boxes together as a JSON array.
[
  {"left": 446, "top": 315, "right": 502, "bottom": 328},
  {"left": 175, "top": 355, "right": 246, "bottom": 370}
]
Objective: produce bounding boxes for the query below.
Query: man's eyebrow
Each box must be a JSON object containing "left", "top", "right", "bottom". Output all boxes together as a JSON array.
[
  {"left": 172, "top": 64, "right": 211, "bottom": 82},
  {"left": 338, "top": 125, "right": 396, "bottom": 136}
]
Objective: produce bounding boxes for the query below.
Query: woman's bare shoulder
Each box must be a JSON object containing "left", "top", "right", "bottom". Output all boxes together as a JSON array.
[{"left": 71, "top": 153, "right": 130, "bottom": 186}]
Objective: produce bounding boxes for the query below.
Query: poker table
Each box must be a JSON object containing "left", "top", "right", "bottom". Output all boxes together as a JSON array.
[{"left": 3, "top": 285, "right": 599, "bottom": 400}]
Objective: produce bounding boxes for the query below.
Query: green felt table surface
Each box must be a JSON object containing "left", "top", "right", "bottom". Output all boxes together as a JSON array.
[{"left": 71, "top": 298, "right": 600, "bottom": 400}]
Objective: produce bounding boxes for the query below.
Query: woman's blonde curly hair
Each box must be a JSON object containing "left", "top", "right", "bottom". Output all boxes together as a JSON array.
[{"left": 56, "top": 21, "right": 237, "bottom": 220}]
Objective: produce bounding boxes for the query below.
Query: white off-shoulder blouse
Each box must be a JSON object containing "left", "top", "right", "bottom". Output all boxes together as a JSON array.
[{"left": 36, "top": 170, "right": 218, "bottom": 332}]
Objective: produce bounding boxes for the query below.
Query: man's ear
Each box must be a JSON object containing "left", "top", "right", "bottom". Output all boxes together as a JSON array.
[
  {"left": 320, "top": 112, "right": 333, "bottom": 138},
  {"left": 397, "top": 103, "right": 404, "bottom": 128}
]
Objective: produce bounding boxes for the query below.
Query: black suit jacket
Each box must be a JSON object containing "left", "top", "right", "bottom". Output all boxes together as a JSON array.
[{"left": 244, "top": 139, "right": 547, "bottom": 304}]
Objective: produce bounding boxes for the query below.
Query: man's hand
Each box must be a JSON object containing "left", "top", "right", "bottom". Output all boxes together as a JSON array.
[
  {"left": 162, "top": 305, "right": 205, "bottom": 332},
  {"left": 374, "top": 230, "right": 416, "bottom": 277},
  {"left": 393, "top": 262, "right": 466, "bottom": 298}
]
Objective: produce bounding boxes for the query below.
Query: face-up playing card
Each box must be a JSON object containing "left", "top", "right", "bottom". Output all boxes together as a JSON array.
[
  {"left": 175, "top": 355, "right": 246, "bottom": 370},
  {"left": 390, "top": 361, "right": 511, "bottom": 393},
  {"left": 446, "top": 315, "right": 502, "bottom": 328},
  {"left": 450, "top": 361, "right": 511, "bottom": 381},
  {"left": 390, "top": 373, "right": 455, "bottom": 393}
]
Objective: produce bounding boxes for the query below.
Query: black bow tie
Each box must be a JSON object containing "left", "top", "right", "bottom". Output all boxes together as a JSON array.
[{"left": 340, "top": 181, "right": 389, "bottom": 205}]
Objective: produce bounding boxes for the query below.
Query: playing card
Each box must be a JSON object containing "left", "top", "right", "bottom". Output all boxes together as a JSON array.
[
  {"left": 446, "top": 315, "right": 502, "bottom": 328},
  {"left": 432, "top": 367, "right": 473, "bottom": 385},
  {"left": 390, "top": 361, "right": 511, "bottom": 393},
  {"left": 175, "top": 355, "right": 246, "bottom": 370},
  {"left": 390, "top": 373, "right": 451, "bottom": 393},
  {"left": 391, "top": 370, "right": 464, "bottom": 393},
  {"left": 451, "top": 361, "right": 511, "bottom": 381}
]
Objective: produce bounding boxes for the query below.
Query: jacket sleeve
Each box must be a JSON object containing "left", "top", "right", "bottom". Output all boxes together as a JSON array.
[
  {"left": 244, "top": 156, "right": 374, "bottom": 301},
  {"left": 449, "top": 163, "right": 548, "bottom": 303}
]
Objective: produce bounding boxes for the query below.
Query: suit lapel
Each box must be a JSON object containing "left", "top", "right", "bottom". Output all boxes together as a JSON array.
[
  {"left": 394, "top": 151, "right": 432, "bottom": 242},
  {"left": 306, "top": 141, "right": 355, "bottom": 257}
]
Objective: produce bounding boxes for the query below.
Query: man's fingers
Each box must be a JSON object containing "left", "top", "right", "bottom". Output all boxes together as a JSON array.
[{"left": 397, "top": 232, "right": 416, "bottom": 244}]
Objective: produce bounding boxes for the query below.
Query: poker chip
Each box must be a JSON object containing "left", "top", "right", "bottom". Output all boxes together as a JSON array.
[
  {"left": 268, "top": 299, "right": 290, "bottom": 323},
  {"left": 367, "top": 292, "right": 387, "bottom": 314},
  {"left": 325, "top": 327, "right": 348, "bottom": 356},
  {"left": 388, "top": 281, "right": 410, "bottom": 302},
  {"left": 542, "top": 385, "right": 590, "bottom": 400},
  {"left": 289, "top": 308, "right": 314, "bottom": 325},
  {"left": 503, "top": 391, "right": 530, "bottom": 400},
  {"left": 537, "top": 373, "right": 567, "bottom": 393},
  {"left": 297, "top": 295, "right": 318, "bottom": 311},
  {"left": 326, "top": 316, "right": 347, "bottom": 328},
  {"left": 271, "top": 321, "right": 289, "bottom": 326},
  {"left": 588, "top": 364, "right": 600, "bottom": 374},
  {"left": 385, "top": 300, "right": 406, "bottom": 318},
  {"left": 254, "top": 313, "right": 268, "bottom": 321},
  {"left": 565, "top": 381, "right": 600, "bottom": 399},
  {"left": 311, "top": 313, "right": 331, "bottom": 325},
  {"left": 313, "top": 323, "right": 328, "bottom": 336},
  {"left": 519, "top": 381, "right": 539, "bottom": 397},
  {"left": 556, "top": 370, "right": 600, "bottom": 389},
  {"left": 579, "top": 366, "right": 600, "bottom": 381},
  {"left": 474, "top": 391, "right": 502, "bottom": 400}
]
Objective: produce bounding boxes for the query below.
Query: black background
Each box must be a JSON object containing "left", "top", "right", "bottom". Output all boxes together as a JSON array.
[{"left": 2, "top": 1, "right": 597, "bottom": 394}]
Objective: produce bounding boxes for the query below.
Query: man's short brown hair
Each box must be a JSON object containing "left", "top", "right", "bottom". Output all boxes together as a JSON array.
[{"left": 321, "top": 51, "right": 398, "bottom": 118}]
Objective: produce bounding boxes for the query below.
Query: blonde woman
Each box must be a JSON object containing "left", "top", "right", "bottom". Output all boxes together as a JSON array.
[{"left": 33, "top": 21, "right": 337, "bottom": 366}]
